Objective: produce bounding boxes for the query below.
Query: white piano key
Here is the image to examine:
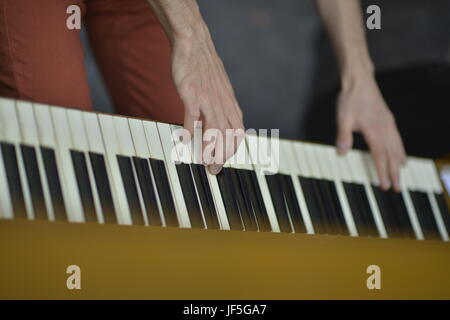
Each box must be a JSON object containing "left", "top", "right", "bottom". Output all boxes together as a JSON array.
[
  {"left": 364, "top": 153, "right": 421, "bottom": 240},
  {"left": 34, "top": 103, "right": 70, "bottom": 221},
  {"left": 351, "top": 152, "right": 387, "bottom": 238},
  {"left": 114, "top": 116, "right": 137, "bottom": 156},
  {"left": 0, "top": 98, "right": 14, "bottom": 219},
  {"left": 83, "top": 112, "right": 122, "bottom": 224},
  {"left": 226, "top": 134, "right": 253, "bottom": 171},
  {"left": 246, "top": 134, "right": 280, "bottom": 232},
  {"left": 157, "top": 122, "right": 191, "bottom": 228},
  {"left": 0, "top": 149, "right": 12, "bottom": 219},
  {"left": 302, "top": 143, "right": 322, "bottom": 179},
  {"left": 143, "top": 120, "right": 178, "bottom": 227},
  {"left": 129, "top": 118, "right": 167, "bottom": 227},
  {"left": 292, "top": 142, "right": 312, "bottom": 178},
  {"left": 0, "top": 100, "right": 34, "bottom": 220},
  {"left": 67, "top": 109, "right": 104, "bottom": 224},
  {"left": 281, "top": 140, "right": 314, "bottom": 234},
  {"left": 171, "top": 124, "right": 193, "bottom": 165},
  {"left": 426, "top": 160, "right": 443, "bottom": 193},
  {"left": 33, "top": 103, "right": 58, "bottom": 148},
  {"left": 50, "top": 106, "right": 84, "bottom": 222},
  {"left": 113, "top": 116, "right": 149, "bottom": 226},
  {"left": 416, "top": 159, "right": 449, "bottom": 241},
  {"left": 335, "top": 152, "right": 353, "bottom": 183},
  {"left": 320, "top": 146, "right": 358, "bottom": 237},
  {"left": 188, "top": 125, "right": 231, "bottom": 229},
  {"left": 16, "top": 101, "right": 55, "bottom": 220},
  {"left": 142, "top": 121, "right": 165, "bottom": 161},
  {"left": 129, "top": 119, "right": 151, "bottom": 158},
  {"left": 82, "top": 112, "right": 106, "bottom": 154},
  {"left": 189, "top": 124, "right": 227, "bottom": 227},
  {"left": 178, "top": 124, "right": 231, "bottom": 230},
  {"left": 171, "top": 124, "right": 208, "bottom": 229},
  {"left": 98, "top": 114, "right": 132, "bottom": 225},
  {"left": 400, "top": 160, "right": 424, "bottom": 240}
]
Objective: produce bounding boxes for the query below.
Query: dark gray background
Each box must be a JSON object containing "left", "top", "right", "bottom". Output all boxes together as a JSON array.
[{"left": 82, "top": 0, "right": 450, "bottom": 141}]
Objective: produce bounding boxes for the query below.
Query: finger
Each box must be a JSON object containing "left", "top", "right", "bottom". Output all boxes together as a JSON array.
[
  {"left": 202, "top": 124, "right": 217, "bottom": 166},
  {"left": 364, "top": 132, "right": 391, "bottom": 190},
  {"left": 222, "top": 124, "right": 244, "bottom": 167},
  {"left": 226, "top": 111, "right": 245, "bottom": 157},
  {"left": 202, "top": 120, "right": 224, "bottom": 175},
  {"left": 336, "top": 115, "right": 354, "bottom": 154},
  {"left": 374, "top": 149, "right": 390, "bottom": 191},
  {"left": 208, "top": 127, "right": 223, "bottom": 175},
  {"left": 208, "top": 163, "right": 222, "bottom": 175},
  {"left": 388, "top": 153, "right": 401, "bottom": 192},
  {"left": 393, "top": 130, "right": 407, "bottom": 166},
  {"left": 183, "top": 104, "right": 200, "bottom": 137}
]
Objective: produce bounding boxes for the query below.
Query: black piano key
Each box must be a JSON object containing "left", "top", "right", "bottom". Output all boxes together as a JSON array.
[
  {"left": 388, "top": 190, "right": 415, "bottom": 238},
  {"left": 410, "top": 191, "right": 440, "bottom": 240},
  {"left": 435, "top": 193, "right": 450, "bottom": 236},
  {"left": 353, "top": 184, "right": 378, "bottom": 237},
  {"left": 71, "top": 150, "right": 97, "bottom": 223},
  {"left": 299, "top": 177, "right": 326, "bottom": 234},
  {"left": 247, "top": 171, "right": 271, "bottom": 232},
  {"left": 372, "top": 185, "right": 400, "bottom": 237},
  {"left": 191, "top": 164, "right": 220, "bottom": 229},
  {"left": 216, "top": 168, "right": 244, "bottom": 231},
  {"left": 233, "top": 169, "right": 258, "bottom": 231},
  {"left": 41, "top": 147, "right": 67, "bottom": 221},
  {"left": 344, "top": 183, "right": 378, "bottom": 237},
  {"left": 324, "top": 180, "right": 349, "bottom": 235},
  {"left": 89, "top": 152, "right": 116, "bottom": 223},
  {"left": 20, "top": 145, "right": 47, "bottom": 219},
  {"left": 117, "top": 155, "right": 144, "bottom": 225},
  {"left": 175, "top": 163, "right": 204, "bottom": 229},
  {"left": 149, "top": 159, "right": 178, "bottom": 227},
  {"left": 279, "top": 174, "right": 306, "bottom": 233},
  {"left": 343, "top": 183, "right": 367, "bottom": 236},
  {"left": 265, "top": 174, "right": 293, "bottom": 233},
  {"left": 315, "top": 179, "right": 339, "bottom": 235},
  {"left": 132, "top": 157, "right": 162, "bottom": 226},
  {"left": 311, "top": 178, "right": 335, "bottom": 234},
  {"left": 1, "top": 143, "right": 26, "bottom": 218}
]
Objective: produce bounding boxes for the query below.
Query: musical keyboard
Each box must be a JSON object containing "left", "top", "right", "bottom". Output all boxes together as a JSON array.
[{"left": 0, "top": 97, "right": 449, "bottom": 243}]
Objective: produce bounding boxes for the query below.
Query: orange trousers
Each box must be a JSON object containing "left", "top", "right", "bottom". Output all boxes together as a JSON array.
[{"left": 0, "top": 0, "right": 184, "bottom": 124}]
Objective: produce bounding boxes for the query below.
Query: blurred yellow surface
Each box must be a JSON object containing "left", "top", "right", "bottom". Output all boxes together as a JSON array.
[{"left": 0, "top": 219, "right": 449, "bottom": 299}]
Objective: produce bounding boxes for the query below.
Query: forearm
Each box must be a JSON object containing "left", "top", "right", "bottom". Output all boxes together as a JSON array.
[
  {"left": 315, "top": 0, "right": 374, "bottom": 83},
  {"left": 147, "top": 0, "right": 209, "bottom": 44}
]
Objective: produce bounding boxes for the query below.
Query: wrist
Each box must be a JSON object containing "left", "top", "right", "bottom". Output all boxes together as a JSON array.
[
  {"left": 340, "top": 59, "right": 376, "bottom": 91},
  {"left": 148, "top": 0, "right": 210, "bottom": 45}
]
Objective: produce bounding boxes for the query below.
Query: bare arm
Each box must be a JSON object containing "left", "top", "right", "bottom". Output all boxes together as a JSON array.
[
  {"left": 315, "top": 0, "right": 406, "bottom": 191},
  {"left": 147, "top": 0, "right": 244, "bottom": 174}
]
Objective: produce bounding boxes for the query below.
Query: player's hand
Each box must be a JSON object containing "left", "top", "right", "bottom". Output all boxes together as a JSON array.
[
  {"left": 171, "top": 27, "right": 245, "bottom": 175},
  {"left": 336, "top": 74, "right": 406, "bottom": 192}
]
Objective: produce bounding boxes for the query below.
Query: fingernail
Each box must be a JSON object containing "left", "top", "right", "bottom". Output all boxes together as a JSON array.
[
  {"left": 381, "top": 179, "right": 391, "bottom": 191},
  {"left": 208, "top": 165, "right": 222, "bottom": 175},
  {"left": 393, "top": 181, "right": 401, "bottom": 193},
  {"left": 203, "top": 155, "right": 214, "bottom": 166},
  {"left": 336, "top": 143, "right": 350, "bottom": 154}
]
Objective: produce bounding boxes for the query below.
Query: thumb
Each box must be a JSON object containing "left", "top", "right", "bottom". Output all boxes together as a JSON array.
[{"left": 336, "top": 116, "right": 354, "bottom": 155}]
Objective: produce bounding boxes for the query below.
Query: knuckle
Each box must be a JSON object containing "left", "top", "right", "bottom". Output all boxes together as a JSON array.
[{"left": 186, "top": 107, "right": 200, "bottom": 119}]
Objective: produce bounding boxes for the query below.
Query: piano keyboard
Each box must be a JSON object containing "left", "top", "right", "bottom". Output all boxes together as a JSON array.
[{"left": 0, "top": 97, "right": 449, "bottom": 242}]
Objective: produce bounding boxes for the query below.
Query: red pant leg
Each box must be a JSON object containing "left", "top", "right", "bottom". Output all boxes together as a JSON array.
[
  {"left": 0, "top": 0, "right": 92, "bottom": 110},
  {"left": 85, "top": 0, "right": 184, "bottom": 124}
]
